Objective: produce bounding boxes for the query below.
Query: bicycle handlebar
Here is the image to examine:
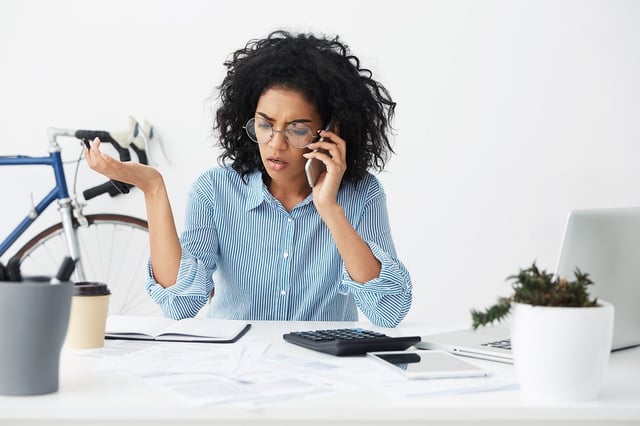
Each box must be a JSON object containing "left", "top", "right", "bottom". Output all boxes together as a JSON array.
[
  {"left": 129, "top": 143, "right": 148, "bottom": 166},
  {"left": 74, "top": 129, "right": 135, "bottom": 199},
  {"left": 82, "top": 181, "right": 128, "bottom": 200},
  {"left": 47, "top": 117, "right": 162, "bottom": 201},
  {"left": 74, "top": 130, "right": 131, "bottom": 160}
]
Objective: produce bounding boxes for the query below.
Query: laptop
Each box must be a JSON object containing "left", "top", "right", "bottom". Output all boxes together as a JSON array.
[{"left": 415, "top": 206, "right": 640, "bottom": 363}]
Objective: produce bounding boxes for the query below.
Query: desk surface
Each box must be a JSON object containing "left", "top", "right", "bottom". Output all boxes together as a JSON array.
[{"left": 1, "top": 320, "right": 639, "bottom": 426}]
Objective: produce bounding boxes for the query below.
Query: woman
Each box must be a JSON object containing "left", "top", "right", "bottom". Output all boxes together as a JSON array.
[{"left": 85, "top": 30, "right": 412, "bottom": 327}]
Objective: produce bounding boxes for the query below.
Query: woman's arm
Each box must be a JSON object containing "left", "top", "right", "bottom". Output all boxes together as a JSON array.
[
  {"left": 84, "top": 137, "right": 181, "bottom": 287},
  {"left": 304, "top": 130, "right": 381, "bottom": 283},
  {"left": 319, "top": 204, "right": 381, "bottom": 283},
  {"left": 304, "top": 131, "right": 411, "bottom": 326},
  {"left": 337, "top": 182, "right": 413, "bottom": 327}
]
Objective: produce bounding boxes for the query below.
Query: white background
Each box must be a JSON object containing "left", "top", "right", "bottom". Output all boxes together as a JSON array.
[{"left": 2, "top": 0, "right": 639, "bottom": 326}]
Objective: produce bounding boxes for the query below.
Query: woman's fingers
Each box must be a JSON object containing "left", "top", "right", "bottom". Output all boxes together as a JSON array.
[
  {"left": 303, "top": 130, "right": 347, "bottom": 200},
  {"left": 307, "top": 131, "right": 346, "bottom": 165},
  {"left": 84, "top": 137, "right": 124, "bottom": 179},
  {"left": 83, "top": 137, "right": 161, "bottom": 193}
]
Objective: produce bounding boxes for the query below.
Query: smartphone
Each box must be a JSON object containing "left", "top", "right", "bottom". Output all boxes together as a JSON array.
[
  {"left": 367, "top": 350, "right": 490, "bottom": 380},
  {"left": 304, "top": 120, "right": 334, "bottom": 187}
]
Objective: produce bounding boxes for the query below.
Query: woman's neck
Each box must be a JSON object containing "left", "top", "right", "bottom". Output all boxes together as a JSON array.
[{"left": 265, "top": 175, "right": 312, "bottom": 212}]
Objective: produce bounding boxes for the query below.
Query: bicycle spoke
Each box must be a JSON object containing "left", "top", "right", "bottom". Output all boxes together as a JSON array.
[
  {"left": 107, "top": 224, "right": 143, "bottom": 312},
  {"left": 14, "top": 214, "right": 161, "bottom": 316},
  {"left": 20, "top": 234, "right": 67, "bottom": 277}
]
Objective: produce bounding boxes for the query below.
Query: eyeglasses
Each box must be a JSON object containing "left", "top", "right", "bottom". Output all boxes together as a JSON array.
[{"left": 244, "top": 117, "right": 319, "bottom": 149}]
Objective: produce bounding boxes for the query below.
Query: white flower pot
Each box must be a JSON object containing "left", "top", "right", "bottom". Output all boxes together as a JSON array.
[{"left": 511, "top": 301, "right": 614, "bottom": 402}]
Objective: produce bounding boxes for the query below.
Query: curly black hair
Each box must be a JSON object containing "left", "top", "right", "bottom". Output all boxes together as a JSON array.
[{"left": 213, "top": 30, "right": 396, "bottom": 183}]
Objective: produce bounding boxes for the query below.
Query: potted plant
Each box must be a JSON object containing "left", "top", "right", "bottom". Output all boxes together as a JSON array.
[{"left": 471, "top": 262, "right": 614, "bottom": 402}]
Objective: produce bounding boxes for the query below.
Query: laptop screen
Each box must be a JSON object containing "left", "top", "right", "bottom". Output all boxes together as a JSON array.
[{"left": 554, "top": 207, "right": 640, "bottom": 350}]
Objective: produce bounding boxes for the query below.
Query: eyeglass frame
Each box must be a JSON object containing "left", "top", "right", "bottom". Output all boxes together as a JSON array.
[{"left": 243, "top": 117, "right": 322, "bottom": 149}]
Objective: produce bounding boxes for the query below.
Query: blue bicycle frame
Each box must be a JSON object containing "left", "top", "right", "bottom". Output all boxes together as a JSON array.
[{"left": 0, "top": 135, "right": 85, "bottom": 279}]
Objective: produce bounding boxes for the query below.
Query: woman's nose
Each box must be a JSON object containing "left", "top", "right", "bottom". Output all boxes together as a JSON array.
[{"left": 268, "top": 129, "right": 289, "bottom": 149}]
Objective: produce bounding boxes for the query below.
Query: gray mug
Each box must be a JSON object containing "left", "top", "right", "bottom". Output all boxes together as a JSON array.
[{"left": 0, "top": 279, "right": 72, "bottom": 396}]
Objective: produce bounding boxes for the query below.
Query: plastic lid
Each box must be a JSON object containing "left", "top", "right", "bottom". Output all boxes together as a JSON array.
[{"left": 73, "top": 282, "right": 111, "bottom": 296}]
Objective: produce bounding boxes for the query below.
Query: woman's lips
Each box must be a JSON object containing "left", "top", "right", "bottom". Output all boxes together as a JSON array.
[{"left": 267, "top": 157, "right": 286, "bottom": 170}]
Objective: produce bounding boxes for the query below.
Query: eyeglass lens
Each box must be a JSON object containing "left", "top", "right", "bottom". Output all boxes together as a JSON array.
[{"left": 245, "top": 118, "right": 315, "bottom": 148}]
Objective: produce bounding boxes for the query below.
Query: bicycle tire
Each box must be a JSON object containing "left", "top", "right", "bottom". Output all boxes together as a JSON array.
[{"left": 13, "top": 214, "right": 162, "bottom": 316}]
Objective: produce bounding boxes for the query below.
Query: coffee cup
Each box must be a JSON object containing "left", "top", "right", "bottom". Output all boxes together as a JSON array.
[{"left": 64, "top": 281, "right": 111, "bottom": 349}]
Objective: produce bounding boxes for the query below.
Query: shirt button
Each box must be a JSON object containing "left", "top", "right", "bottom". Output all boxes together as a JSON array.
[
  {"left": 280, "top": 290, "right": 286, "bottom": 296},
  {"left": 283, "top": 251, "right": 289, "bottom": 258},
  {"left": 287, "top": 218, "right": 293, "bottom": 223}
]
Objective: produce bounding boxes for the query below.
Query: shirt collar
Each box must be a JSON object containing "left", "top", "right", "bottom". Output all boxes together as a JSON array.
[
  {"left": 245, "top": 170, "right": 266, "bottom": 211},
  {"left": 244, "top": 169, "right": 316, "bottom": 212}
]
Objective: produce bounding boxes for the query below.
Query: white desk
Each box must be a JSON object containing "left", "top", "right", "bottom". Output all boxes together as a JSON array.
[{"left": 1, "top": 320, "right": 639, "bottom": 426}]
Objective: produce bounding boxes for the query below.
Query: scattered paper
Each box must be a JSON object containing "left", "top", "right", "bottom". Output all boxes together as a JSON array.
[{"left": 85, "top": 338, "right": 517, "bottom": 407}]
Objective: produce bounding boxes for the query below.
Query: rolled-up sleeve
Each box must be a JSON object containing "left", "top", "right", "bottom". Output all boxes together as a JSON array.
[
  {"left": 340, "top": 241, "right": 412, "bottom": 327},
  {"left": 145, "top": 251, "right": 214, "bottom": 319}
]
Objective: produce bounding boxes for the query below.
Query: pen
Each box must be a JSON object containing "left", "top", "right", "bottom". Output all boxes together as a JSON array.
[{"left": 50, "top": 257, "right": 76, "bottom": 284}]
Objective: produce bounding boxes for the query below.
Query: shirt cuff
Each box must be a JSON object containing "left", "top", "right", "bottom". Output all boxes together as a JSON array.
[
  {"left": 338, "top": 241, "right": 411, "bottom": 296},
  {"left": 145, "top": 254, "right": 212, "bottom": 319}
]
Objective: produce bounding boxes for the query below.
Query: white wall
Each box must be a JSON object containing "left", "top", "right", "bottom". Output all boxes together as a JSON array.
[{"left": 2, "top": 0, "right": 639, "bottom": 327}]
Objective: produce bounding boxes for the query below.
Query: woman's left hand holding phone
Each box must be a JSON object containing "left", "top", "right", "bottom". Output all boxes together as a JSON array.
[{"left": 303, "top": 128, "right": 347, "bottom": 211}]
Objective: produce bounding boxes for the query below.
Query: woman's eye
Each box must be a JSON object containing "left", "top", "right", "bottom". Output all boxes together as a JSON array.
[
  {"left": 288, "top": 124, "right": 311, "bottom": 137},
  {"left": 256, "top": 121, "right": 272, "bottom": 130}
]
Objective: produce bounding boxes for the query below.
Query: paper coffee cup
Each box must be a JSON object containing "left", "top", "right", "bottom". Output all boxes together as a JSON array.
[{"left": 64, "top": 282, "right": 110, "bottom": 349}]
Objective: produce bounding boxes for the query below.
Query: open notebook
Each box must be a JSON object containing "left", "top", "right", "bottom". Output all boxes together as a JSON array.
[
  {"left": 416, "top": 206, "right": 640, "bottom": 363},
  {"left": 105, "top": 315, "right": 251, "bottom": 343}
]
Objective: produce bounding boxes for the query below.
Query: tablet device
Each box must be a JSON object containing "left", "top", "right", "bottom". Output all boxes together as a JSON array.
[{"left": 367, "top": 350, "right": 490, "bottom": 379}]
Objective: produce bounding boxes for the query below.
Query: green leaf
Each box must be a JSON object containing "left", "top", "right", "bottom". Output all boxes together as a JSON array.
[{"left": 470, "top": 261, "right": 599, "bottom": 328}]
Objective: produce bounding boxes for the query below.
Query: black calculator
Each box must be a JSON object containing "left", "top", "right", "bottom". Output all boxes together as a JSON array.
[{"left": 282, "top": 328, "right": 421, "bottom": 356}]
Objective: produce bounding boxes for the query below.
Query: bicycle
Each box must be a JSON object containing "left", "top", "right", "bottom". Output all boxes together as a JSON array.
[{"left": 0, "top": 117, "right": 163, "bottom": 316}]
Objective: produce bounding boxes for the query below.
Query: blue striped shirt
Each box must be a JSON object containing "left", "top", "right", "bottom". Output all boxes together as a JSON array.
[{"left": 146, "top": 166, "right": 412, "bottom": 327}]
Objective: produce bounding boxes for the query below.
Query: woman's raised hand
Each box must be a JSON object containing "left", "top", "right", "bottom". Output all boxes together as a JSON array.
[{"left": 84, "top": 137, "right": 163, "bottom": 193}]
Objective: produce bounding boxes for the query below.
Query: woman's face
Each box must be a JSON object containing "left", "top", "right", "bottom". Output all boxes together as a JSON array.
[{"left": 253, "top": 87, "right": 323, "bottom": 187}]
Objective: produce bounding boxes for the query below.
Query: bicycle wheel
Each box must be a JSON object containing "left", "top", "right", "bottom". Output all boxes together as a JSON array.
[{"left": 13, "top": 214, "right": 162, "bottom": 316}]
